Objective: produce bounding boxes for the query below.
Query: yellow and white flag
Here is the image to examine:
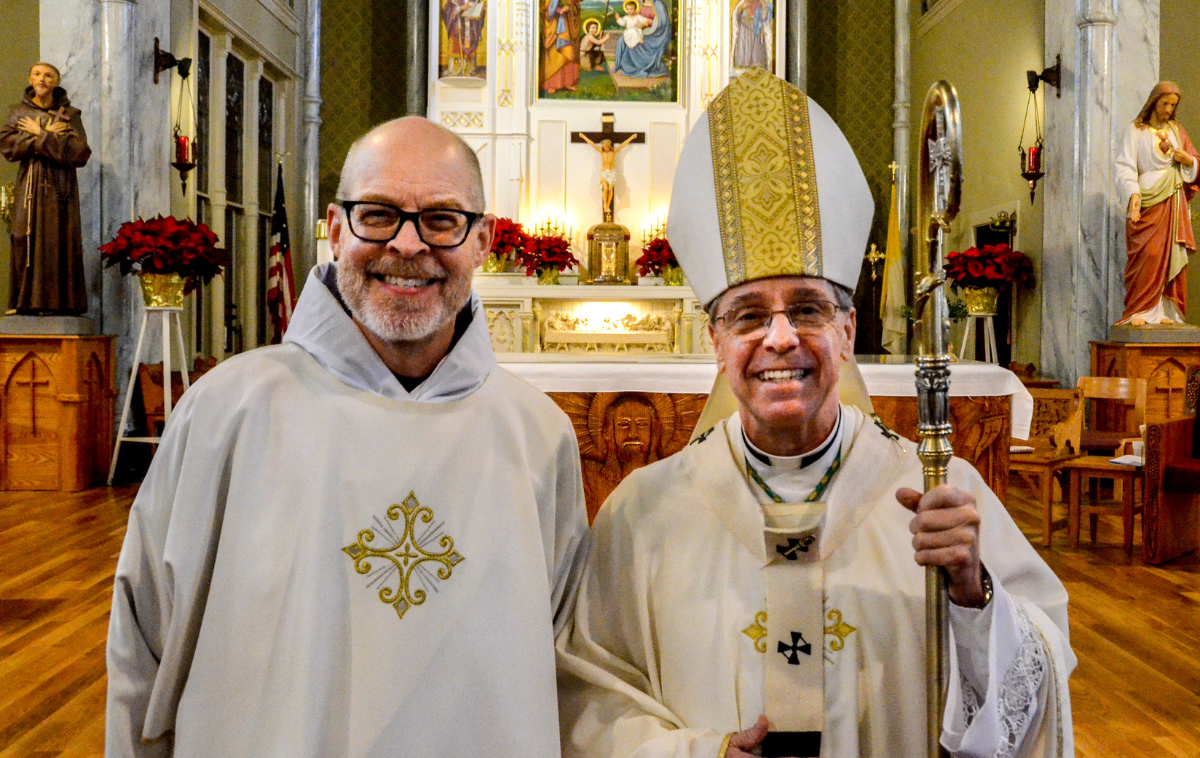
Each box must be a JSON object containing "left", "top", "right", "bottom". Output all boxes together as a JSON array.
[{"left": 879, "top": 179, "right": 907, "bottom": 355}]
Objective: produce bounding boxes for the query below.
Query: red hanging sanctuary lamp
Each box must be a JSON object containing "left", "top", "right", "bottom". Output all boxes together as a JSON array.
[
  {"left": 171, "top": 60, "right": 197, "bottom": 194},
  {"left": 1019, "top": 55, "right": 1060, "bottom": 203}
]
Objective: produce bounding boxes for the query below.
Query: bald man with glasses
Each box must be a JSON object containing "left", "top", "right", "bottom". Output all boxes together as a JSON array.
[{"left": 106, "top": 117, "right": 589, "bottom": 758}]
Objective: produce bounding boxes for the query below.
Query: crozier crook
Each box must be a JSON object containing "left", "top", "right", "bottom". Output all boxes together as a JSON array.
[{"left": 915, "top": 80, "right": 963, "bottom": 758}]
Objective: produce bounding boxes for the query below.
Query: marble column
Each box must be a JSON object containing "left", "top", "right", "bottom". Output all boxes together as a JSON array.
[
  {"left": 892, "top": 0, "right": 910, "bottom": 351},
  {"left": 98, "top": 0, "right": 140, "bottom": 413},
  {"left": 1041, "top": 0, "right": 1159, "bottom": 386},
  {"left": 407, "top": 0, "right": 430, "bottom": 115},
  {"left": 302, "top": 0, "right": 322, "bottom": 274},
  {"left": 786, "top": 0, "right": 806, "bottom": 90}
]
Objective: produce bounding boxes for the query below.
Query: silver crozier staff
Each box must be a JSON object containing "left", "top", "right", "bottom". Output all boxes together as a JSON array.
[{"left": 913, "top": 80, "right": 963, "bottom": 758}]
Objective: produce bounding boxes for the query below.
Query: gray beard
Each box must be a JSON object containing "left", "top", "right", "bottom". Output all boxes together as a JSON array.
[{"left": 336, "top": 259, "right": 470, "bottom": 343}]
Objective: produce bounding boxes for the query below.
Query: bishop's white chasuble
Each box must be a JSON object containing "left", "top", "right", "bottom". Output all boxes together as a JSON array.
[{"left": 557, "top": 405, "right": 1074, "bottom": 758}]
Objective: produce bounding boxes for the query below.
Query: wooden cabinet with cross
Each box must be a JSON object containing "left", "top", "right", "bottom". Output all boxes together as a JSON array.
[{"left": 0, "top": 335, "right": 115, "bottom": 491}]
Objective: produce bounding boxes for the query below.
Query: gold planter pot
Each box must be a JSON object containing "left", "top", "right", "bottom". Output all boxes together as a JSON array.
[
  {"left": 482, "top": 253, "right": 509, "bottom": 273},
  {"left": 138, "top": 272, "right": 187, "bottom": 308},
  {"left": 662, "top": 265, "right": 685, "bottom": 286},
  {"left": 962, "top": 286, "right": 1000, "bottom": 316},
  {"left": 536, "top": 268, "right": 560, "bottom": 285}
]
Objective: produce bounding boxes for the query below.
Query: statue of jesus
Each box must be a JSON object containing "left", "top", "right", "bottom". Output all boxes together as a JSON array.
[
  {"left": 1115, "top": 81, "right": 1199, "bottom": 326},
  {"left": 579, "top": 132, "right": 637, "bottom": 222}
]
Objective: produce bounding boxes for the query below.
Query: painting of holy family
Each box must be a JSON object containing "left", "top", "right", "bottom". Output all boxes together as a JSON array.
[{"left": 539, "top": 0, "right": 679, "bottom": 101}]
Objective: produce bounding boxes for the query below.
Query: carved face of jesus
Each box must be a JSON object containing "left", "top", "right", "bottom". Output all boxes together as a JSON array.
[
  {"left": 709, "top": 276, "right": 855, "bottom": 456},
  {"left": 612, "top": 398, "right": 654, "bottom": 464},
  {"left": 28, "top": 65, "right": 59, "bottom": 100},
  {"left": 1154, "top": 94, "right": 1180, "bottom": 125}
]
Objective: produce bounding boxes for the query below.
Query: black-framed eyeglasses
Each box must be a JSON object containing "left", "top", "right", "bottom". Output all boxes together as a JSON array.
[
  {"left": 713, "top": 300, "right": 847, "bottom": 339},
  {"left": 339, "top": 201, "right": 483, "bottom": 248}
]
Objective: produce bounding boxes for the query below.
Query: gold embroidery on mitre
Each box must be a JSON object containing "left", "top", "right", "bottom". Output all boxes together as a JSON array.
[
  {"left": 743, "top": 611, "right": 769, "bottom": 653},
  {"left": 706, "top": 67, "right": 822, "bottom": 289},
  {"left": 824, "top": 608, "right": 857, "bottom": 651},
  {"left": 343, "top": 492, "right": 464, "bottom": 620}
]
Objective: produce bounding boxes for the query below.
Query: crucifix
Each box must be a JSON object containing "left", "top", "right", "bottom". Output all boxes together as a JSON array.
[
  {"left": 572, "top": 113, "right": 645, "bottom": 223},
  {"left": 14, "top": 360, "right": 52, "bottom": 436}
]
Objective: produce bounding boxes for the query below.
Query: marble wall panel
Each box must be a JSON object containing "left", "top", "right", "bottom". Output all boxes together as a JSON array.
[
  {"left": 1042, "top": 0, "right": 1160, "bottom": 387},
  {"left": 1111, "top": 0, "right": 1161, "bottom": 322},
  {"left": 1041, "top": 0, "right": 1078, "bottom": 385},
  {"left": 41, "top": 0, "right": 101, "bottom": 319}
]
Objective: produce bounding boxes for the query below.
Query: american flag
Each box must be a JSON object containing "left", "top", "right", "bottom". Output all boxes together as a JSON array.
[{"left": 266, "top": 163, "right": 297, "bottom": 343}]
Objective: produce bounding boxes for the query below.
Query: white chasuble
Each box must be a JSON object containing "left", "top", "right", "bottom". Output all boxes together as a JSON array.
[
  {"left": 107, "top": 265, "right": 590, "bottom": 758},
  {"left": 557, "top": 405, "right": 1075, "bottom": 758}
]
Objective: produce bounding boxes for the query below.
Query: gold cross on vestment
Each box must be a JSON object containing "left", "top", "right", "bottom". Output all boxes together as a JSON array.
[{"left": 14, "top": 361, "right": 51, "bottom": 435}]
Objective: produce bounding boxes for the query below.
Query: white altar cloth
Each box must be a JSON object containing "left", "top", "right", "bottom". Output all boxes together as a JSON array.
[{"left": 497, "top": 355, "right": 1034, "bottom": 440}]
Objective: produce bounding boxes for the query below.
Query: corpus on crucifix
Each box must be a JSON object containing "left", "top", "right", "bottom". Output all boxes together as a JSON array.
[
  {"left": 572, "top": 113, "right": 645, "bottom": 223},
  {"left": 574, "top": 113, "right": 644, "bottom": 284}
]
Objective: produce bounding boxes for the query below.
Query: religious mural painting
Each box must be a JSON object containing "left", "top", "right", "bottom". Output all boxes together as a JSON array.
[
  {"left": 728, "top": 0, "right": 774, "bottom": 77},
  {"left": 439, "top": 0, "right": 488, "bottom": 81},
  {"left": 539, "top": 0, "right": 679, "bottom": 102}
]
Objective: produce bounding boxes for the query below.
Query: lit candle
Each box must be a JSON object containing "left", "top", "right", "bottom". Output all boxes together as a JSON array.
[
  {"left": 175, "top": 134, "right": 190, "bottom": 164},
  {"left": 1026, "top": 146, "right": 1040, "bottom": 173}
]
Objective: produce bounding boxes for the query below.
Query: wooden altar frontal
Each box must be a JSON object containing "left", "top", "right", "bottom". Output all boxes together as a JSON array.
[{"left": 505, "top": 357, "right": 1033, "bottom": 521}]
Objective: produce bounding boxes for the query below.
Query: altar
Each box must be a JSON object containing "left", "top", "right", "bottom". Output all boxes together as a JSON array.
[{"left": 496, "top": 353, "right": 1033, "bottom": 520}]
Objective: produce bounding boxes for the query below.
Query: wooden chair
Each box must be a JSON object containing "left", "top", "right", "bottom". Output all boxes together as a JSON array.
[
  {"left": 1142, "top": 365, "right": 1200, "bottom": 564},
  {"left": 1050, "top": 377, "right": 1147, "bottom": 457},
  {"left": 138, "top": 357, "right": 217, "bottom": 436},
  {"left": 1052, "top": 377, "right": 1148, "bottom": 555},
  {"left": 1009, "top": 387, "right": 1078, "bottom": 546}
]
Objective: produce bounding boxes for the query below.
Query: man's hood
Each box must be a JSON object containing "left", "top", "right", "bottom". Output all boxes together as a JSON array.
[
  {"left": 283, "top": 262, "right": 496, "bottom": 402},
  {"left": 22, "top": 86, "right": 70, "bottom": 111}
]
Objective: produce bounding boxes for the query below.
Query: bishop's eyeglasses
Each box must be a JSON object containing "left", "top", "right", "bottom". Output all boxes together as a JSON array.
[
  {"left": 339, "top": 201, "right": 483, "bottom": 248},
  {"left": 713, "top": 300, "right": 846, "bottom": 339}
]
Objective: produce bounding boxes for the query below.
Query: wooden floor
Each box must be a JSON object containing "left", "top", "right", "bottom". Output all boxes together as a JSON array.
[{"left": 1, "top": 480, "right": 1198, "bottom": 756}]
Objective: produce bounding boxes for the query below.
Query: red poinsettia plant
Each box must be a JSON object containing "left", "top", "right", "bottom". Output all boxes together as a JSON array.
[
  {"left": 943, "top": 244, "right": 1034, "bottom": 290},
  {"left": 635, "top": 237, "right": 679, "bottom": 277},
  {"left": 516, "top": 233, "right": 576, "bottom": 275},
  {"left": 99, "top": 215, "right": 228, "bottom": 293},
  {"left": 490, "top": 217, "right": 530, "bottom": 262}
]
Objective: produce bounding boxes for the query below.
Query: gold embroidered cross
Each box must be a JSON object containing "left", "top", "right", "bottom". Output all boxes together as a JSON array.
[
  {"left": 343, "top": 492, "right": 464, "bottom": 621},
  {"left": 743, "top": 609, "right": 858, "bottom": 653}
]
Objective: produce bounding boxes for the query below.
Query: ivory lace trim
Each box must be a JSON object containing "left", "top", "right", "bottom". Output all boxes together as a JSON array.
[{"left": 958, "top": 604, "right": 1048, "bottom": 758}]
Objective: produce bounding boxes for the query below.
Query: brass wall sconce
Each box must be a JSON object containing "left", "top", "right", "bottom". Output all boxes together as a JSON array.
[
  {"left": 1026, "top": 54, "right": 1061, "bottom": 99},
  {"left": 154, "top": 38, "right": 192, "bottom": 85}
]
